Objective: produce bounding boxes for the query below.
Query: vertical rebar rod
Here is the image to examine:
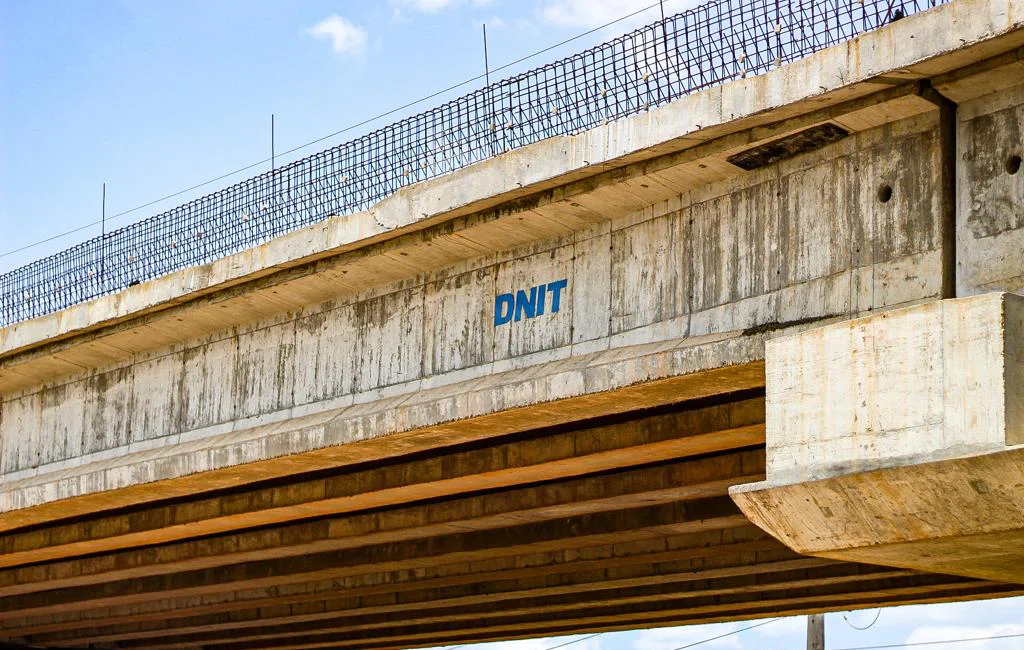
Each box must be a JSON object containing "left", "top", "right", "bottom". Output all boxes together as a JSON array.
[
  {"left": 483, "top": 24, "right": 496, "bottom": 156},
  {"left": 101, "top": 182, "right": 106, "bottom": 288}
]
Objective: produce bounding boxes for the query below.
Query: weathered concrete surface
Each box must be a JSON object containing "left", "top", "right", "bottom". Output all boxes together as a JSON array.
[
  {"left": 732, "top": 294, "right": 1024, "bottom": 583},
  {"left": 957, "top": 79, "right": 1024, "bottom": 295},
  {"left": 0, "top": 0, "right": 1022, "bottom": 530},
  {"left": 0, "top": 3, "right": 1022, "bottom": 647},
  {"left": 0, "top": 336, "right": 766, "bottom": 528},
  {"left": 0, "top": 108, "right": 945, "bottom": 519}
]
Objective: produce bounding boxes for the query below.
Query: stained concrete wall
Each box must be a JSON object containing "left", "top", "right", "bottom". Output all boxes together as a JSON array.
[
  {"left": 0, "top": 111, "right": 946, "bottom": 477},
  {"left": 731, "top": 293, "right": 1024, "bottom": 584},
  {"left": 760, "top": 292, "right": 1023, "bottom": 486},
  {"left": 958, "top": 81, "right": 1024, "bottom": 295}
]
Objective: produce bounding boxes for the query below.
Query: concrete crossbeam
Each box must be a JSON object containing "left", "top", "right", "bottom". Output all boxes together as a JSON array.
[
  {"left": 0, "top": 396, "right": 765, "bottom": 567},
  {"left": 732, "top": 293, "right": 1024, "bottom": 582}
]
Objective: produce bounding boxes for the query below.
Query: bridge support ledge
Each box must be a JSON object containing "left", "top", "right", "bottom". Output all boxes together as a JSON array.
[{"left": 730, "top": 292, "right": 1024, "bottom": 584}]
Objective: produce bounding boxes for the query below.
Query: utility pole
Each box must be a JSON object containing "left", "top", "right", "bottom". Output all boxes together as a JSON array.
[{"left": 807, "top": 614, "right": 825, "bottom": 650}]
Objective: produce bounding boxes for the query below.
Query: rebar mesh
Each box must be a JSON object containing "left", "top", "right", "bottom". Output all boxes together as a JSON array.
[{"left": 0, "top": 0, "right": 946, "bottom": 326}]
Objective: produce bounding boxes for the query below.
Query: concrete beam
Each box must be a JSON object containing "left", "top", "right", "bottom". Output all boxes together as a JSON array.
[
  {"left": 1, "top": 531, "right": 777, "bottom": 637},
  {"left": 0, "top": 336, "right": 765, "bottom": 526},
  {"left": 33, "top": 554, "right": 825, "bottom": 646},
  {"left": 84, "top": 564, "right": 895, "bottom": 649},
  {"left": 0, "top": 450, "right": 765, "bottom": 597},
  {"left": 0, "top": 500, "right": 747, "bottom": 621},
  {"left": 0, "top": 396, "right": 765, "bottom": 565},
  {"left": 732, "top": 293, "right": 1024, "bottom": 583},
  {"left": 166, "top": 576, "right": 1006, "bottom": 650}
]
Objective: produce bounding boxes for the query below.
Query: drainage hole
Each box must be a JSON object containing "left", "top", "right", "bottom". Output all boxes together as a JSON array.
[
  {"left": 1006, "top": 154, "right": 1022, "bottom": 175},
  {"left": 877, "top": 184, "right": 893, "bottom": 204}
]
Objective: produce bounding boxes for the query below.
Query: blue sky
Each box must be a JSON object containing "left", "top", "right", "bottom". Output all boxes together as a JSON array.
[
  {"left": 0, "top": 0, "right": 699, "bottom": 272},
  {"left": 0, "top": 1, "right": 1021, "bottom": 647}
]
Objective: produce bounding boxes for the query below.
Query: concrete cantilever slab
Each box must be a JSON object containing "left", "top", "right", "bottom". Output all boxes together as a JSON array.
[{"left": 731, "top": 293, "right": 1024, "bottom": 584}]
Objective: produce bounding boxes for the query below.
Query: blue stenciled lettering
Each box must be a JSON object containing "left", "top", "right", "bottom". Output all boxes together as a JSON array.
[
  {"left": 493, "top": 293, "right": 515, "bottom": 326},
  {"left": 514, "top": 286, "right": 538, "bottom": 322},
  {"left": 494, "top": 279, "right": 568, "bottom": 326},
  {"left": 547, "top": 278, "right": 567, "bottom": 314}
]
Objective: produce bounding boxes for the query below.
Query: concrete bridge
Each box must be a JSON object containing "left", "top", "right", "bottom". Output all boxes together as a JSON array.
[{"left": 0, "top": 0, "right": 1023, "bottom": 647}]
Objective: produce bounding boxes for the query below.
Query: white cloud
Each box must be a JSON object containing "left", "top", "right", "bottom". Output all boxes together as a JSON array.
[
  {"left": 306, "top": 14, "right": 368, "bottom": 56},
  {"left": 392, "top": 0, "right": 457, "bottom": 13},
  {"left": 392, "top": 0, "right": 496, "bottom": 14},
  {"left": 540, "top": 0, "right": 701, "bottom": 29}
]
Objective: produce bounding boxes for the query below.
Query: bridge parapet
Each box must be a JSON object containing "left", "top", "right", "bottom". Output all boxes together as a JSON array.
[{"left": 0, "top": 0, "right": 951, "bottom": 328}]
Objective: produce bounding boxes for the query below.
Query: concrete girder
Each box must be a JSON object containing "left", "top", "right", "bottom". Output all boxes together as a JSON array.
[
  {"left": 0, "top": 450, "right": 766, "bottom": 597},
  {"left": 0, "top": 500, "right": 746, "bottom": 621},
  {"left": 0, "top": 397, "right": 765, "bottom": 569},
  {"left": 34, "top": 555, "right": 833, "bottom": 646},
  {"left": 2, "top": 528, "right": 778, "bottom": 637},
  {"left": 164, "top": 576, "right": 1015, "bottom": 650},
  {"left": 89, "top": 564, "right": 909, "bottom": 649},
  {"left": 327, "top": 585, "right": 1024, "bottom": 650}
]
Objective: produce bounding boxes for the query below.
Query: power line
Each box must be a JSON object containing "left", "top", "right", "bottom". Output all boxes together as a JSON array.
[
  {"left": 668, "top": 618, "right": 781, "bottom": 650},
  {"left": 832, "top": 632, "right": 1024, "bottom": 650},
  {"left": 0, "top": 0, "right": 670, "bottom": 261},
  {"left": 545, "top": 633, "right": 603, "bottom": 650}
]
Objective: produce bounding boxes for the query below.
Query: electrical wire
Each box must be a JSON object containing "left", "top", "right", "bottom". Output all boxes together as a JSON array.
[
  {"left": 832, "top": 633, "right": 1024, "bottom": 650},
  {"left": 667, "top": 618, "right": 782, "bottom": 650},
  {"left": 0, "top": 0, "right": 671, "bottom": 261},
  {"left": 544, "top": 633, "right": 603, "bottom": 650},
  {"left": 844, "top": 608, "right": 882, "bottom": 631}
]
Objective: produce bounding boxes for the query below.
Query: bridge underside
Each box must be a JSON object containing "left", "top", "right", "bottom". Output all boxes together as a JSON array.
[{"left": 0, "top": 375, "right": 1018, "bottom": 650}]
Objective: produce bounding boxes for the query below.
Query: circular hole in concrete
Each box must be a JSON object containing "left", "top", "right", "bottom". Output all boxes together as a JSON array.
[
  {"left": 1007, "top": 154, "right": 1022, "bottom": 175},
  {"left": 877, "top": 184, "right": 893, "bottom": 204}
]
